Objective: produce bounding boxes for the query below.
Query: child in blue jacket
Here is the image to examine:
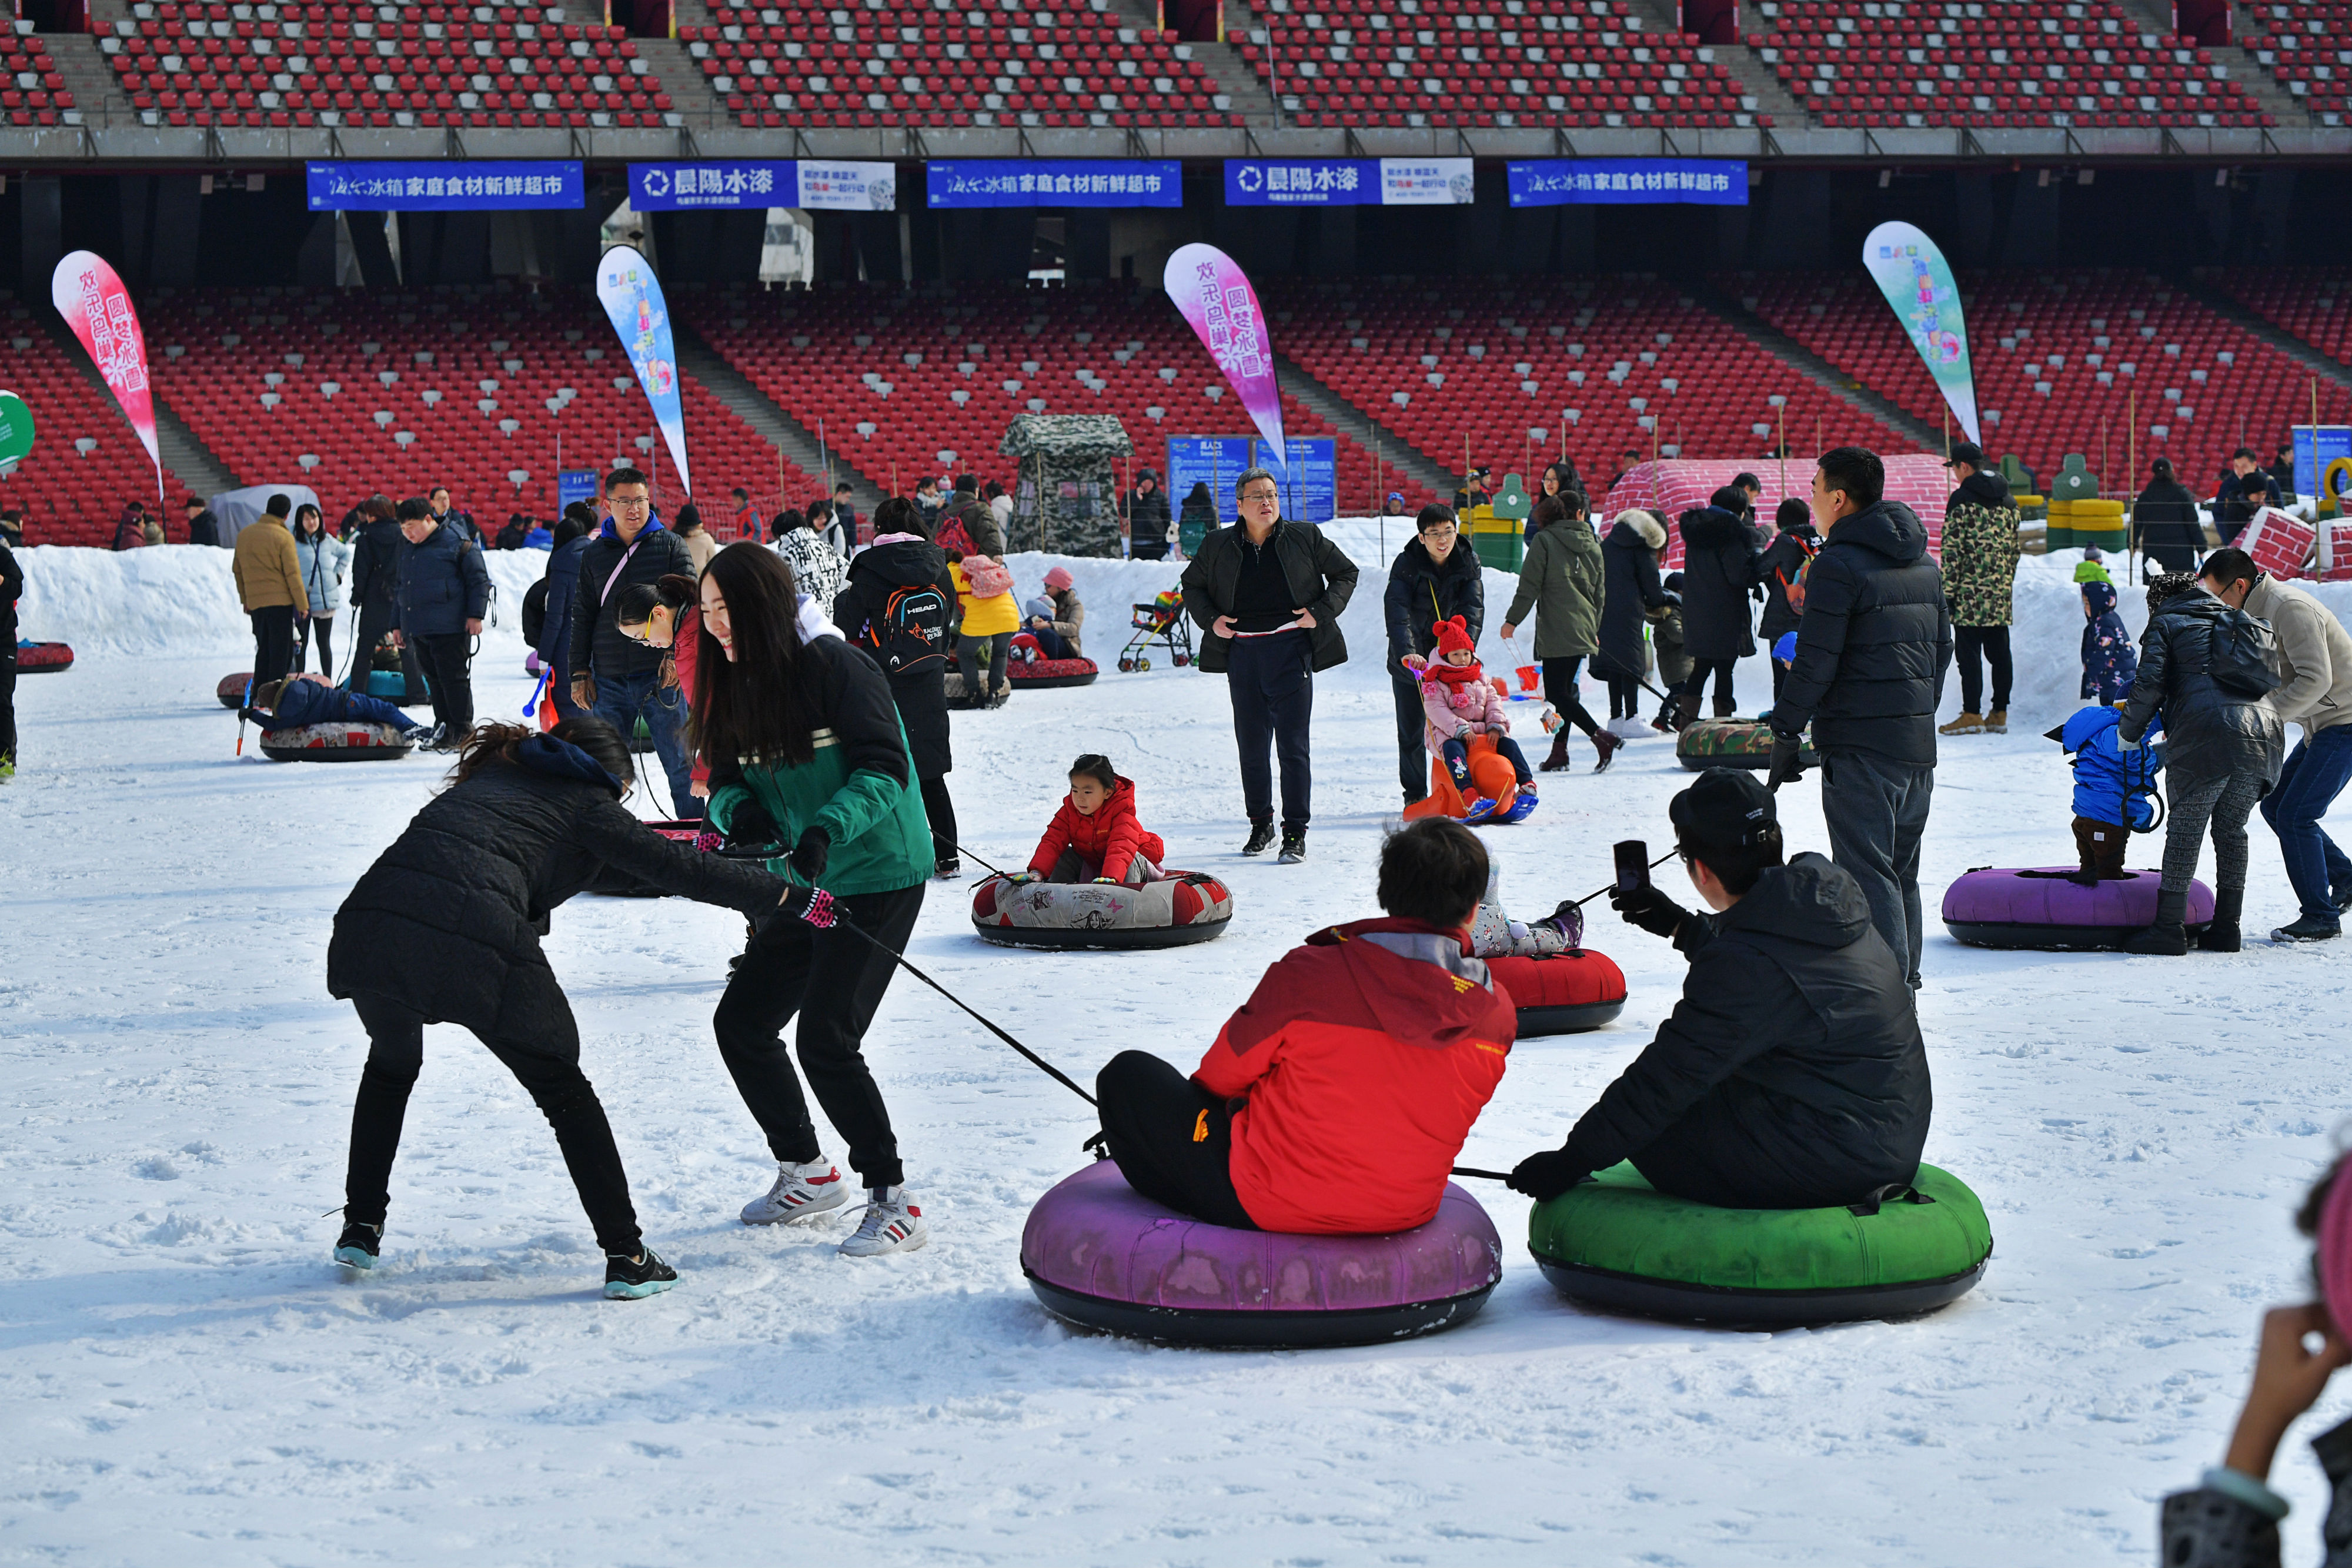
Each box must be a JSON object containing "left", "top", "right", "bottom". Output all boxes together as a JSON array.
[
  {"left": 249, "top": 674, "right": 427, "bottom": 736},
  {"left": 2048, "top": 703, "right": 2163, "bottom": 884},
  {"left": 2080, "top": 580, "right": 2138, "bottom": 704}
]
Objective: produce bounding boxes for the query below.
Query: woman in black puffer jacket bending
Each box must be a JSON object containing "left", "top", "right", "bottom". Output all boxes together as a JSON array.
[{"left": 325, "top": 717, "right": 794, "bottom": 1299}]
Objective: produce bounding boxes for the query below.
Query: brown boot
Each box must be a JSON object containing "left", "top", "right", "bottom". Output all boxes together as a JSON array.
[
  {"left": 1713, "top": 694, "right": 1738, "bottom": 718},
  {"left": 1539, "top": 730, "right": 1573, "bottom": 773},
  {"left": 1985, "top": 709, "right": 2008, "bottom": 734},
  {"left": 1939, "top": 711, "right": 1984, "bottom": 736},
  {"left": 1591, "top": 728, "right": 1622, "bottom": 773}
]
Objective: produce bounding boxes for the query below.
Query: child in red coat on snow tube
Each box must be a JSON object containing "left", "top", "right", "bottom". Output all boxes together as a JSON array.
[
  {"left": 1091, "top": 817, "right": 1515, "bottom": 1235},
  {"left": 1411, "top": 614, "right": 1536, "bottom": 824},
  {"left": 1013, "top": 754, "right": 1167, "bottom": 886}
]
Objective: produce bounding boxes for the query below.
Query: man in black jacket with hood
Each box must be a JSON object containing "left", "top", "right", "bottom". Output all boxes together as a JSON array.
[
  {"left": 1509, "top": 767, "right": 1932, "bottom": 1209},
  {"left": 1180, "top": 466, "right": 1359, "bottom": 864},
  {"left": 1768, "top": 446, "right": 1954, "bottom": 988},
  {"left": 1381, "top": 503, "right": 1484, "bottom": 805}
]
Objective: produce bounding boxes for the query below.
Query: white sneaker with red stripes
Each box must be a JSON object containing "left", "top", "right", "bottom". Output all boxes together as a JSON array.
[
  {"left": 740, "top": 1160, "right": 850, "bottom": 1226},
  {"left": 838, "top": 1186, "right": 929, "bottom": 1257}
]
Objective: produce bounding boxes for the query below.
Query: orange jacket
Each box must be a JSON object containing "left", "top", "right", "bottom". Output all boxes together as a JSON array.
[
  {"left": 1194, "top": 917, "right": 1514, "bottom": 1234},
  {"left": 1027, "top": 776, "right": 1164, "bottom": 882}
]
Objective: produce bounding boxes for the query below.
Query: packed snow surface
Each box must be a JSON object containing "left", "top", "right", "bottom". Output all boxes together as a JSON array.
[{"left": 6, "top": 543, "right": 2352, "bottom": 1566}]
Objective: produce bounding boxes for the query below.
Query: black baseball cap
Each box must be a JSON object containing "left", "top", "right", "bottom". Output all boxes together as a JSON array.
[
  {"left": 1669, "top": 767, "right": 1778, "bottom": 851},
  {"left": 1943, "top": 442, "right": 1989, "bottom": 469}
]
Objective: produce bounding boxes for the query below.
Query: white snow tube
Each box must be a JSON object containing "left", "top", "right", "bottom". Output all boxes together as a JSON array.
[
  {"left": 971, "top": 871, "right": 1234, "bottom": 950},
  {"left": 258, "top": 721, "right": 416, "bottom": 763}
]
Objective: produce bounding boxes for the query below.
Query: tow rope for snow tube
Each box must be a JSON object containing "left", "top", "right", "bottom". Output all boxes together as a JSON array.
[
  {"left": 257, "top": 721, "right": 417, "bottom": 763},
  {"left": 1486, "top": 951, "right": 1626, "bottom": 1036},
  {"left": 218, "top": 671, "right": 253, "bottom": 708},
  {"left": 1676, "top": 718, "right": 1818, "bottom": 773},
  {"left": 1529, "top": 1161, "right": 1992, "bottom": 1326},
  {"left": 15, "top": 640, "right": 74, "bottom": 674},
  {"left": 970, "top": 870, "right": 1233, "bottom": 950},
  {"left": 1942, "top": 866, "right": 2214, "bottom": 951},
  {"left": 1021, "top": 1160, "right": 1502, "bottom": 1348},
  {"left": 583, "top": 819, "right": 704, "bottom": 897}
]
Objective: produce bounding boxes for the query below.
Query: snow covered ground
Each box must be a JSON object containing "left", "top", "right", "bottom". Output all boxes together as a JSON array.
[{"left": 6, "top": 542, "right": 2352, "bottom": 1566}]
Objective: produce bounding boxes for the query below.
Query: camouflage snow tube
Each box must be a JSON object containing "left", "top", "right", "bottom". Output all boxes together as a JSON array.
[
  {"left": 1676, "top": 718, "right": 1818, "bottom": 773},
  {"left": 971, "top": 870, "right": 1233, "bottom": 951}
]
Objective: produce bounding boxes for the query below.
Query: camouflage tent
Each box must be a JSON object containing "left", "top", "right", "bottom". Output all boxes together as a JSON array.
[{"left": 1000, "top": 413, "right": 1134, "bottom": 557}]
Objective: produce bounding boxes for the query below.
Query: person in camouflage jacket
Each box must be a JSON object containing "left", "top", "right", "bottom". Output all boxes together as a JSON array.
[{"left": 1936, "top": 444, "right": 2023, "bottom": 734}]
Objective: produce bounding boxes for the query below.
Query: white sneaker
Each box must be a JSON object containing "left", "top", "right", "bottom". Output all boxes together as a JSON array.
[
  {"left": 838, "top": 1186, "right": 930, "bottom": 1256},
  {"left": 740, "top": 1160, "right": 850, "bottom": 1226}
]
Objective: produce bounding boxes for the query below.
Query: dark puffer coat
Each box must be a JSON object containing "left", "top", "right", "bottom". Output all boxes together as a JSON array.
[
  {"left": 348, "top": 514, "right": 405, "bottom": 611},
  {"left": 2132, "top": 474, "right": 2206, "bottom": 573},
  {"left": 1556, "top": 852, "right": 1932, "bottom": 1209},
  {"left": 1592, "top": 511, "right": 1670, "bottom": 683},
  {"left": 2159, "top": 1416, "right": 2352, "bottom": 1567},
  {"left": 1675, "top": 504, "right": 1761, "bottom": 663},
  {"left": 1382, "top": 534, "right": 1485, "bottom": 674},
  {"left": 1772, "top": 499, "right": 1954, "bottom": 766},
  {"left": 327, "top": 737, "right": 784, "bottom": 1054},
  {"left": 392, "top": 521, "right": 492, "bottom": 638},
  {"left": 833, "top": 535, "right": 960, "bottom": 779},
  {"left": 569, "top": 519, "right": 696, "bottom": 686},
  {"left": 534, "top": 531, "right": 592, "bottom": 670},
  {"left": 2119, "top": 586, "right": 2284, "bottom": 786}
]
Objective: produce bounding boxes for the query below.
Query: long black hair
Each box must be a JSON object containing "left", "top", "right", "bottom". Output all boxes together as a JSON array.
[
  {"left": 691, "top": 543, "right": 820, "bottom": 768},
  {"left": 614, "top": 572, "right": 695, "bottom": 629}
]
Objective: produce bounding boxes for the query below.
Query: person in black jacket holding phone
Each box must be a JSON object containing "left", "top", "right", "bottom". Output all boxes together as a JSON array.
[
  {"left": 325, "top": 717, "right": 800, "bottom": 1299},
  {"left": 1509, "top": 768, "right": 1930, "bottom": 1211},
  {"left": 1179, "top": 467, "right": 1359, "bottom": 864}
]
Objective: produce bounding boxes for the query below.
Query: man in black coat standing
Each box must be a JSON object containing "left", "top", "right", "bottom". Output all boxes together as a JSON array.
[
  {"left": 345, "top": 494, "right": 426, "bottom": 704},
  {"left": 390, "top": 495, "right": 490, "bottom": 747},
  {"left": 2214, "top": 447, "right": 2283, "bottom": 547},
  {"left": 1125, "top": 469, "right": 1173, "bottom": 561},
  {"left": 569, "top": 467, "right": 701, "bottom": 818},
  {"left": 1669, "top": 487, "right": 1762, "bottom": 724},
  {"left": 1381, "top": 503, "right": 1484, "bottom": 805},
  {"left": 1180, "top": 466, "right": 1359, "bottom": 864},
  {"left": 1509, "top": 768, "right": 1932, "bottom": 1209},
  {"left": 182, "top": 495, "right": 219, "bottom": 548},
  {"left": 1768, "top": 446, "right": 1953, "bottom": 988}
]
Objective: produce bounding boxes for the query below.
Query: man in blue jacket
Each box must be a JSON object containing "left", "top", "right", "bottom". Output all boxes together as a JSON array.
[{"left": 391, "top": 495, "right": 490, "bottom": 748}]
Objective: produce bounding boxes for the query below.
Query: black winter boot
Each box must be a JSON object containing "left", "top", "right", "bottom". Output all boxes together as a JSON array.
[
  {"left": 1713, "top": 694, "right": 1738, "bottom": 718},
  {"left": 1539, "top": 730, "right": 1574, "bottom": 773},
  {"left": 2197, "top": 887, "right": 2243, "bottom": 952},
  {"left": 2123, "top": 890, "right": 2190, "bottom": 956}
]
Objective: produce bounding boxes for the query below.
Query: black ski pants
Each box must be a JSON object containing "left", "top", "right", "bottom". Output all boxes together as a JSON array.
[{"left": 1095, "top": 1049, "right": 1257, "bottom": 1230}]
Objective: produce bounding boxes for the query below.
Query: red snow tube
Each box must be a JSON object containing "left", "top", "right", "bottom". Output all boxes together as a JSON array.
[
  {"left": 1487, "top": 951, "right": 1626, "bottom": 1036},
  {"left": 16, "top": 641, "right": 74, "bottom": 673},
  {"left": 947, "top": 654, "right": 1100, "bottom": 698},
  {"left": 258, "top": 721, "right": 417, "bottom": 763},
  {"left": 218, "top": 671, "right": 253, "bottom": 708}
]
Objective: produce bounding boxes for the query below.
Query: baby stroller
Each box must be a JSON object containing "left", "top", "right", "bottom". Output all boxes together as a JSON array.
[{"left": 1118, "top": 589, "right": 1194, "bottom": 673}]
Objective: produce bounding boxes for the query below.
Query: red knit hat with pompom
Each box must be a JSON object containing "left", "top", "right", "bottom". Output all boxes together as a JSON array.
[{"left": 1432, "top": 616, "right": 1476, "bottom": 658}]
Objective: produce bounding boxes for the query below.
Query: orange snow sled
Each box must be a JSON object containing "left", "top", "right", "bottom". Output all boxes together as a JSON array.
[{"left": 1402, "top": 731, "right": 1522, "bottom": 824}]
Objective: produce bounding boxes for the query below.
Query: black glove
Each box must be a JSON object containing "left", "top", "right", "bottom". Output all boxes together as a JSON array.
[
  {"left": 727, "top": 798, "right": 779, "bottom": 847},
  {"left": 1766, "top": 730, "right": 1806, "bottom": 791},
  {"left": 1507, "top": 1148, "right": 1589, "bottom": 1202},
  {"left": 789, "top": 824, "right": 831, "bottom": 884},
  {"left": 1608, "top": 881, "right": 1688, "bottom": 940}
]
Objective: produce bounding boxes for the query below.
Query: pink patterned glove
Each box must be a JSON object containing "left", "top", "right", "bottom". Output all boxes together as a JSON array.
[{"left": 693, "top": 829, "right": 724, "bottom": 854}]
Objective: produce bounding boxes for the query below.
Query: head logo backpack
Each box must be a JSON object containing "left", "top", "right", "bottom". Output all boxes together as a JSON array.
[{"left": 867, "top": 581, "right": 950, "bottom": 673}]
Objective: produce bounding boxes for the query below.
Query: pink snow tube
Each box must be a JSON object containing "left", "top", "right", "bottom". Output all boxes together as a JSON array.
[
  {"left": 1021, "top": 1159, "right": 1502, "bottom": 1348},
  {"left": 1942, "top": 866, "right": 2216, "bottom": 951}
]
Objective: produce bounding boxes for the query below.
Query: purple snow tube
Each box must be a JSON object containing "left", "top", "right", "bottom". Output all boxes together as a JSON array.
[
  {"left": 1942, "top": 867, "right": 2216, "bottom": 951},
  {"left": 1020, "top": 1160, "right": 1502, "bottom": 1348}
]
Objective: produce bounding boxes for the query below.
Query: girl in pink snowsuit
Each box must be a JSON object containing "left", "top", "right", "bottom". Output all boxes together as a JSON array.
[{"left": 1415, "top": 616, "right": 1535, "bottom": 811}]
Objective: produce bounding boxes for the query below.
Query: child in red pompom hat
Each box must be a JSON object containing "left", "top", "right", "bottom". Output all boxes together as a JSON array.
[{"left": 1411, "top": 617, "right": 1535, "bottom": 823}]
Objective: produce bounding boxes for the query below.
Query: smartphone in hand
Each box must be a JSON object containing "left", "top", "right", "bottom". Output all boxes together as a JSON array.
[{"left": 1613, "top": 839, "right": 1650, "bottom": 894}]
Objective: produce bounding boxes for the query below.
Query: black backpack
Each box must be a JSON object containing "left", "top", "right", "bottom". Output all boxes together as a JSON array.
[
  {"left": 2207, "top": 606, "right": 2282, "bottom": 699},
  {"left": 864, "top": 581, "right": 951, "bottom": 674}
]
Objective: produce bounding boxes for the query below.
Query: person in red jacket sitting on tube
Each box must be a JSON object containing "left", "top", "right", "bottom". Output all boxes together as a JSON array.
[
  {"left": 1093, "top": 817, "right": 1515, "bottom": 1234},
  {"left": 1016, "top": 754, "right": 1167, "bottom": 886}
]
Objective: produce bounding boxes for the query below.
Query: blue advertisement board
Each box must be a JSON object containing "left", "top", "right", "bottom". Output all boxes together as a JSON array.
[
  {"left": 2291, "top": 424, "right": 2352, "bottom": 502},
  {"left": 1505, "top": 159, "right": 1749, "bottom": 207},
  {"left": 1164, "top": 436, "right": 1337, "bottom": 523},
  {"left": 629, "top": 161, "right": 792, "bottom": 210},
  {"left": 928, "top": 161, "right": 1182, "bottom": 208},
  {"left": 1267, "top": 437, "right": 1337, "bottom": 523},
  {"left": 557, "top": 470, "right": 600, "bottom": 514},
  {"left": 306, "top": 162, "right": 583, "bottom": 210},
  {"left": 1165, "top": 436, "right": 1251, "bottom": 534},
  {"left": 1224, "top": 159, "right": 1378, "bottom": 206}
]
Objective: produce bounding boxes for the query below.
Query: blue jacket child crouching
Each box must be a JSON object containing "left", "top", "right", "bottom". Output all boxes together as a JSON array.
[
  {"left": 2080, "top": 580, "right": 2139, "bottom": 704},
  {"left": 2051, "top": 703, "right": 2163, "bottom": 884}
]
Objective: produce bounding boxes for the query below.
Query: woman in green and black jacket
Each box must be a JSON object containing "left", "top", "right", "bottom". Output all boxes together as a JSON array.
[{"left": 696, "top": 543, "right": 940, "bottom": 1258}]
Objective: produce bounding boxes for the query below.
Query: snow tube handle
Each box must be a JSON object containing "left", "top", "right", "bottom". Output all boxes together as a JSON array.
[{"left": 1847, "top": 1182, "right": 1937, "bottom": 1218}]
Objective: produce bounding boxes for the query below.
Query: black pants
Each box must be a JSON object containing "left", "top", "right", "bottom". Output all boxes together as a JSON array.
[
  {"left": 408, "top": 631, "right": 474, "bottom": 735},
  {"left": 0, "top": 639, "right": 14, "bottom": 765},
  {"left": 1391, "top": 667, "right": 1429, "bottom": 802},
  {"left": 250, "top": 604, "right": 296, "bottom": 690},
  {"left": 1677, "top": 657, "right": 1736, "bottom": 714},
  {"left": 1771, "top": 659, "right": 1788, "bottom": 703},
  {"left": 294, "top": 613, "right": 336, "bottom": 676},
  {"left": 1606, "top": 675, "right": 1642, "bottom": 720},
  {"left": 1955, "top": 625, "right": 2012, "bottom": 714},
  {"left": 1095, "top": 1049, "right": 1257, "bottom": 1229},
  {"left": 1628, "top": 1081, "right": 1899, "bottom": 1212},
  {"left": 344, "top": 991, "right": 641, "bottom": 1255},
  {"left": 1541, "top": 656, "right": 1601, "bottom": 738},
  {"left": 346, "top": 596, "right": 426, "bottom": 704},
  {"left": 1226, "top": 629, "right": 1314, "bottom": 832},
  {"left": 711, "top": 881, "right": 924, "bottom": 1188},
  {"left": 956, "top": 631, "right": 1011, "bottom": 704},
  {"left": 920, "top": 773, "right": 958, "bottom": 865}
]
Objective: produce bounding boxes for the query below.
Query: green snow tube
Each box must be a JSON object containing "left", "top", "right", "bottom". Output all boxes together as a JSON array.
[{"left": 1528, "top": 1161, "right": 1991, "bottom": 1326}]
